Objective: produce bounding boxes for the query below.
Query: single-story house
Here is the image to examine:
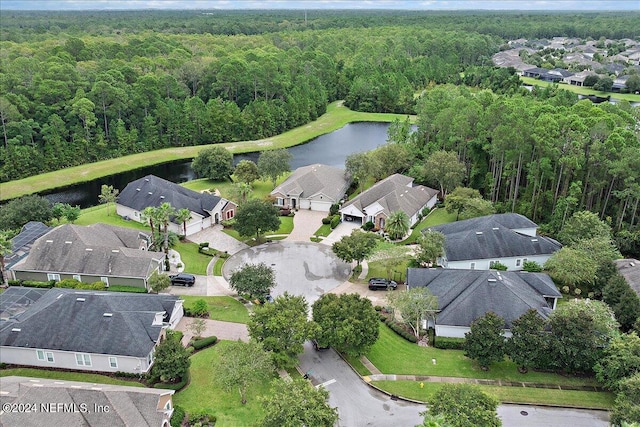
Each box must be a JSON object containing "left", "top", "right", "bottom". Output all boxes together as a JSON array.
[
  {"left": 565, "top": 70, "right": 597, "bottom": 86},
  {"left": 407, "top": 268, "right": 561, "bottom": 338},
  {"left": 9, "top": 223, "right": 164, "bottom": 290},
  {"left": 0, "top": 376, "right": 174, "bottom": 427},
  {"left": 339, "top": 174, "right": 438, "bottom": 229},
  {"left": 612, "top": 75, "right": 630, "bottom": 92},
  {"left": 427, "top": 213, "right": 562, "bottom": 271},
  {"left": 614, "top": 259, "right": 640, "bottom": 296},
  {"left": 117, "top": 174, "right": 237, "bottom": 236},
  {"left": 540, "top": 68, "right": 574, "bottom": 83},
  {"left": 0, "top": 287, "right": 183, "bottom": 374},
  {"left": 270, "top": 164, "right": 350, "bottom": 212},
  {"left": 522, "top": 67, "right": 548, "bottom": 78}
]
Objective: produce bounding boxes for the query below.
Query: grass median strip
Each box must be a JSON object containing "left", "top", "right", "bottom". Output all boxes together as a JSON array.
[{"left": 371, "top": 380, "right": 614, "bottom": 409}]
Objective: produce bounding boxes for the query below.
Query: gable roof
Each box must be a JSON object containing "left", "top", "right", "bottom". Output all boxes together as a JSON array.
[
  {"left": 0, "top": 376, "right": 173, "bottom": 427},
  {"left": 428, "top": 214, "right": 561, "bottom": 262},
  {"left": 12, "top": 224, "right": 163, "bottom": 279},
  {"left": 614, "top": 259, "right": 640, "bottom": 296},
  {"left": 407, "top": 268, "right": 561, "bottom": 329},
  {"left": 271, "top": 164, "right": 350, "bottom": 202},
  {"left": 4, "top": 222, "right": 53, "bottom": 270},
  {"left": 0, "top": 287, "right": 179, "bottom": 357},
  {"left": 118, "top": 174, "right": 222, "bottom": 219},
  {"left": 341, "top": 174, "right": 438, "bottom": 218}
]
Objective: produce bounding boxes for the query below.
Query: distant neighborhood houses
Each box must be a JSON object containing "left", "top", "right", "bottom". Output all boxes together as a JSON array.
[
  {"left": 0, "top": 287, "right": 183, "bottom": 374},
  {"left": 492, "top": 36, "right": 640, "bottom": 92},
  {"left": 117, "top": 174, "right": 237, "bottom": 237}
]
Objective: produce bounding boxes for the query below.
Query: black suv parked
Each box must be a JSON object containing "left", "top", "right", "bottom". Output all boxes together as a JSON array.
[
  {"left": 169, "top": 273, "right": 196, "bottom": 287},
  {"left": 368, "top": 278, "right": 398, "bottom": 291}
]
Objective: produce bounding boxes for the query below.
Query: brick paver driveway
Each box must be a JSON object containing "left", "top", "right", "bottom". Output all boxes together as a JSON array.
[{"left": 176, "top": 317, "right": 249, "bottom": 345}]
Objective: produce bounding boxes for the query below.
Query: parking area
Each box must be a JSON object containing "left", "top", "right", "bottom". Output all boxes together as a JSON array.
[{"left": 188, "top": 224, "right": 248, "bottom": 255}]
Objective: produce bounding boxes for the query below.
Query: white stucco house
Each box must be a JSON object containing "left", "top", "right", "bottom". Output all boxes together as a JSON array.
[
  {"left": 339, "top": 174, "right": 438, "bottom": 229},
  {"left": 117, "top": 174, "right": 237, "bottom": 236},
  {"left": 427, "top": 213, "right": 562, "bottom": 271},
  {"left": 270, "top": 164, "right": 351, "bottom": 212},
  {"left": 0, "top": 287, "right": 183, "bottom": 374},
  {"left": 407, "top": 268, "right": 561, "bottom": 338}
]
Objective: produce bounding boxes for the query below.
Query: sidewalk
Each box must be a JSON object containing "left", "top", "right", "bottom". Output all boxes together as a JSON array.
[{"left": 359, "top": 356, "right": 604, "bottom": 392}]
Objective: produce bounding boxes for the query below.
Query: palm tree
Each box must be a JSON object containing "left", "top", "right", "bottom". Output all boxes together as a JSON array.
[
  {"left": 174, "top": 208, "right": 192, "bottom": 238},
  {"left": 233, "top": 182, "right": 253, "bottom": 204},
  {"left": 385, "top": 211, "right": 410, "bottom": 240},
  {"left": 141, "top": 206, "right": 160, "bottom": 249},
  {"left": 156, "top": 202, "right": 177, "bottom": 264},
  {"left": 0, "top": 231, "right": 12, "bottom": 287}
]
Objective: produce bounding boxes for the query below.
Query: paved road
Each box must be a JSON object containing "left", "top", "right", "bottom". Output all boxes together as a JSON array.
[
  {"left": 298, "top": 342, "right": 611, "bottom": 427},
  {"left": 298, "top": 341, "right": 425, "bottom": 427},
  {"left": 498, "top": 404, "right": 609, "bottom": 427}
]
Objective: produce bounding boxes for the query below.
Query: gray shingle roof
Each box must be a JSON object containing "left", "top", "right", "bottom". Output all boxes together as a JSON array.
[
  {"left": 271, "top": 164, "right": 350, "bottom": 202},
  {"left": 0, "top": 376, "right": 173, "bottom": 427},
  {"left": 428, "top": 214, "right": 561, "bottom": 262},
  {"left": 615, "top": 259, "right": 640, "bottom": 296},
  {"left": 341, "top": 174, "right": 438, "bottom": 218},
  {"left": 407, "top": 268, "right": 561, "bottom": 329},
  {"left": 118, "top": 174, "right": 221, "bottom": 219},
  {"left": 13, "top": 224, "right": 164, "bottom": 279},
  {"left": 4, "top": 222, "right": 53, "bottom": 270},
  {"left": 0, "top": 287, "right": 179, "bottom": 357}
]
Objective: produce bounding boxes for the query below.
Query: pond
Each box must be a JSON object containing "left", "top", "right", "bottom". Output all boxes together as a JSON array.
[{"left": 42, "top": 122, "right": 396, "bottom": 208}]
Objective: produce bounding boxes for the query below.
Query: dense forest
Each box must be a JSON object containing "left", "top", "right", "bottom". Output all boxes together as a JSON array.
[{"left": 0, "top": 10, "right": 638, "bottom": 233}]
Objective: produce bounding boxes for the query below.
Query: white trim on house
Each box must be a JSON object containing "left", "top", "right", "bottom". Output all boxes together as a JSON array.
[{"left": 444, "top": 254, "right": 551, "bottom": 271}]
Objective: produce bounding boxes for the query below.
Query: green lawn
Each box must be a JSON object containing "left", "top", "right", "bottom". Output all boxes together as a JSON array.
[
  {"left": 3, "top": 101, "right": 415, "bottom": 201},
  {"left": 174, "top": 241, "right": 211, "bottom": 276},
  {"left": 401, "top": 208, "right": 457, "bottom": 244},
  {"left": 366, "top": 259, "right": 410, "bottom": 283},
  {"left": 312, "top": 223, "right": 332, "bottom": 238},
  {"left": 371, "top": 381, "right": 614, "bottom": 410},
  {"left": 343, "top": 354, "right": 372, "bottom": 377},
  {"left": 0, "top": 368, "right": 144, "bottom": 387},
  {"left": 213, "top": 258, "right": 225, "bottom": 276},
  {"left": 520, "top": 76, "right": 640, "bottom": 102},
  {"left": 181, "top": 174, "right": 290, "bottom": 205},
  {"left": 180, "top": 296, "right": 250, "bottom": 324},
  {"left": 74, "top": 204, "right": 147, "bottom": 230},
  {"left": 367, "top": 323, "right": 597, "bottom": 387},
  {"left": 174, "top": 342, "right": 275, "bottom": 426},
  {"left": 222, "top": 216, "right": 294, "bottom": 242}
]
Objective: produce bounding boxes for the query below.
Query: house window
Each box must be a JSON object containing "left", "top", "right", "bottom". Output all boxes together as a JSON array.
[
  {"left": 37, "top": 350, "right": 54, "bottom": 362},
  {"left": 109, "top": 357, "right": 118, "bottom": 369},
  {"left": 523, "top": 258, "right": 528, "bottom": 264},
  {"left": 75, "top": 353, "right": 92, "bottom": 367},
  {"left": 276, "top": 198, "right": 284, "bottom": 206},
  {"left": 147, "top": 351, "right": 154, "bottom": 366},
  {"left": 100, "top": 277, "right": 109, "bottom": 287},
  {"left": 36, "top": 350, "right": 45, "bottom": 361},
  {"left": 516, "top": 259, "right": 522, "bottom": 267},
  {"left": 470, "top": 262, "right": 476, "bottom": 270},
  {"left": 73, "top": 274, "right": 82, "bottom": 282},
  {"left": 47, "top": 273, "right": 61, "bottom": 281},
  {"left": 226, "top": 210, "right": 234, "bottom": 220},
  {"left": 489, "top": 260, "right": 500, "bottom": 268}
]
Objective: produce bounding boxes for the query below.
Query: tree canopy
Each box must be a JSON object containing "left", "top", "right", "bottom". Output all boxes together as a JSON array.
[
  {"left": 331, "top": 229, "right": 379, "bottom": 266},
  {"left": 463, "top": 311, "right": 506, "bottom": 370},
  {"left": 233, "top": 198, "right": 281, "bottom": 241},
  {"left": 216, "top": 340, "right": 274, "bottom": 405},
  {"left": 258, "top": 149, "right": 292, "bottom": 188},
  {"left": 312, "top": 293, "right": 379, "bottom": 357},
  {"left": 387, "top": 286, "right": 438, "bottom": 339},
  {"left": 229, "top": 262, "right": 276, "bottom": 299},
  {"left": 427, "top": 383, "right": 501, "bottom": 427},
  {"left": 192, "top": 146, "right": 234, "bottom": 181}
]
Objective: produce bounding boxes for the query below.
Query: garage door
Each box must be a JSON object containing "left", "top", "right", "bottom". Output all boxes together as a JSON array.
[{"left": 310, "top": 201, "right": 332, "bottom": 212}]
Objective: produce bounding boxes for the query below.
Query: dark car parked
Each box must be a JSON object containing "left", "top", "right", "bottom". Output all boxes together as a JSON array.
[
  {"left": 368, "top": 278, "right": 398, "bottom": 291},
  {"left": 169, "top": 273, "right": 196, "bottom": 287}
]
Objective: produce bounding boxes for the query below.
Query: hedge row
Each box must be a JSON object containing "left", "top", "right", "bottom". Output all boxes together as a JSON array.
[
  {"left": 153, "top": 371, "right": 189, "bottom": 391},
  {"left": 8, "top": 280, "right": 147, "bottom": 293},
  {"left": 8, "top": 280, "right": 54, "bottom": 288},
  {"left": 433, "top": 336, "right": 465, "bottom": 350},
  {"left": 380, "top": 315, "right": 417, "bottom": 343},
  {"left": 170, "top": 405, "right": 186, "bottom": 427},
  {"left": 192, "top": 336, "right": 218, "bottom": 350},
  {"left": 107, "top": 285, "right": 148, "bottom": 293}
]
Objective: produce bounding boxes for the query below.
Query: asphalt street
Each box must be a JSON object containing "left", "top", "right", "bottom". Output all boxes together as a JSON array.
[{"left": 298, "top": 342, "right": 611, "bottom": 427}]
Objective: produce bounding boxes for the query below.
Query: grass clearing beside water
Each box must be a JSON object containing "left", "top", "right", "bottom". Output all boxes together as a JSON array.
[
  {"left": 520, "top": 76, "right": 640, "bottom": 102},
  {"left": 3, "top": 102, "right": 414, "bottom": 201}
]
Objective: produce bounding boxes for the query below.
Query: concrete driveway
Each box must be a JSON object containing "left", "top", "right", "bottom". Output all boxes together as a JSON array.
[
  {"left": 222, "top": 241, "right": 351, "bottom": 305},
  {"left": 321, "top": 221, "right": 360, "bottom": 246},
  {"left": 188, "top": 224, "right": 248, "bottom": 255},
  {"left": 286, "top": 210, "right": 327, "bottom": 242},
  {"left": 175, "top": 317, "right": 249, "bottom": 345}
]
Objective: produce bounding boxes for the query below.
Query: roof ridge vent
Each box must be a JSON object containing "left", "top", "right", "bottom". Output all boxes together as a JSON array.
[
  {"left": 476, "top": 231, "right": 483, "bottom": 235},
  {"left": 86, "top": 248, "right": 93, "bottom": 251},
  {"left": 492, "top": 227, "right": 499, "bottom": 230},
  {"left": 65, "top": 241, "right": 72, "bottom": 244},
  {"left": 136, "top": 188, "right": 141, "bottom": 191},
  {"left": 76, "top": 298, "right": 85, "bottom": 302},
  {"left": 160, "top": 195, "right": 165, "bottom": 199},
  {"left": 11, "top": 328, "right": 21, "bottom": 332},
  {"left": 531, "top": 238, "right": 538, "bottom": 242},
  {"left": 145, "top": 178, "right": 149, "bottom": 182},
  {"left": 111, "top": 249, "right": 120, "bottom": 253},
  {"left": 148, "top": 192, "right": 153, "bottom": 195},
  {"left": 103, "top": 313, "right": 113, "bottom": 317},
  {"left": 46, "top": 240, "right": 53, "bottom": 243}
]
